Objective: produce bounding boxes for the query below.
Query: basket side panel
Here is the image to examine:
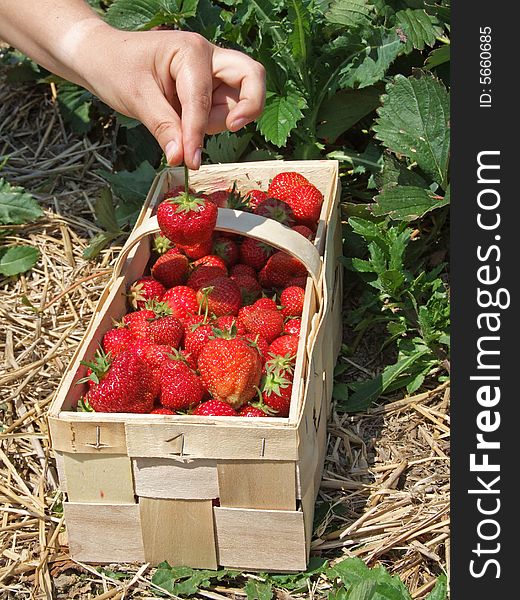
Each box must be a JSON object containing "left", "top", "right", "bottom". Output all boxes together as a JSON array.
[
  {"left": 133, "top": 458, "right": 218, "bottom": 499},
  {"left": 63, "top": 453, "right": 135, "bottom": 504},
  {"left": 217, "top": 461, "right": 296, "bottom": 510},
  {"left": 139, "top": 498, "right": 217, "bottom": 568},
  {"left": 64, "top": 503, "right": 145, "bottom": 563},
  {"left": 214, "top": 507, "right": 307, "bottom": 571},
  {"left": 49, "top": 417, "right": 127, "bottom": 454}
]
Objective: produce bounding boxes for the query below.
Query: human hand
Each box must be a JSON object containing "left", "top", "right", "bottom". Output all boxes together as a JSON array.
[{"left": 73, "top": 26, "right": 266, "bottom": 169}]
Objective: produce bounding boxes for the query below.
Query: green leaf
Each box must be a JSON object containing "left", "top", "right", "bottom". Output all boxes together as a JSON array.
[
  {"left": 186, "top": 0, "right": 222, "bottom": 39},
  {"left": 339, "top": 28, "right": 403, "bottom": 89},
  {"left": 204, "top": 131, "right": 253, "bottom": 164},
  {"left": 328, "top": 557, "right": 371, "bottom": 586},
  {"left": 95, "top": 188, "right": 120, "bottom": 233},
  {"left": 317, "top": 86, "right": 381, "bottom": 142},
  {"left": 395, "top": 9, "right": 440, "bottom": 53},
  {"left": 56, "top": 83, "right": 93, "bottom": 134},
  {"left": 288, "top": 0, "right": 311, "bottom": 62},
  {"left": 376, "top": 154, "right": 429, "bottom": 190},
  {"left": 116, "top": 113, "right": 141, "bottom": 129},
  {"left": 82, "top": 231, "right": 120, "bottom": 260},
  {"left": 425, "top": 44, "right": 450, "bottom": 70},
  {"left": 340, "top": 349, "right": 430, "bottom": 411},
  {"left": 0, "top": 179, "right": 43, "bottom": 225},
  {"left": 257, "top": 92, "right": 306, "bottom": 147},
  {"left": 105, "top": 0, "right": 199, "bottom": 30},
  {"left": 372, "top": 186, "right": 449, "bottom": 221},
  {"left": 348, "top": 217, "right": 382, "bottom": 241},
  {"left": 424, "top": 575, "right": 448, "bottom": 600},
  {"left": 373, "top": 74, "right": 450, "bottom": 187},
  {"left": 244, "top": 580, "right": 273, "bottom": 600},
  {"left": 0, "top": 246, "right": 39, "bottom": 276},
  {"left": 96, "top": 161, "right": 156, "bottom": 203},
  {"left": 325, "top": 0, "right": 374, "bottom": 30}
]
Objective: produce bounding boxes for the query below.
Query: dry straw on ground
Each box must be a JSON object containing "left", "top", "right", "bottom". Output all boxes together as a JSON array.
[{"left": 0, "top": 81, "right": 449, "bottom": 599}]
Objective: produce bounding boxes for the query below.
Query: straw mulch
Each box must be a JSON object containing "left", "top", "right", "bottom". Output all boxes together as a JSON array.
[{"left": 0, "top": 81, "right": 449, "bottom": 599}]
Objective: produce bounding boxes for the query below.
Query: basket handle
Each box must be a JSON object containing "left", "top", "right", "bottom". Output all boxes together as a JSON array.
[{"left": 112, "top": 209, "right": 322, "bottom": 287}]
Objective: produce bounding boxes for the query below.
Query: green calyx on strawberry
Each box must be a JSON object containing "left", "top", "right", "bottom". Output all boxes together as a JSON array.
[
  {"left": 79, "top": 348, "right": 112, "bottom": 386},
  {"left": 153, "top": 233, "right": 173, "bottom": 255},
  {"left": 261, "top": 367, "right": 293, "bottom": 417}
]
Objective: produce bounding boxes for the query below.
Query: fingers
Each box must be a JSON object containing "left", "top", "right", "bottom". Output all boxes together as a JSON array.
[
  {"left": 173, "top": 35, "right": 213, "bottom": 169},
  {"left": 134, "top": 83, "right": 184, "bottom": 165},
  {"left": 212, "top": 48, "right": 266, "bottom": 131},
  {"left": 207, "top": 84, "right": 239, "bottom": 134}
]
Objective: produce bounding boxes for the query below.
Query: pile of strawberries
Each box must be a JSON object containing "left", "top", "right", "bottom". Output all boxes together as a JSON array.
[{"left": 77, "top": 171, "right": 324, "bottom": 417}]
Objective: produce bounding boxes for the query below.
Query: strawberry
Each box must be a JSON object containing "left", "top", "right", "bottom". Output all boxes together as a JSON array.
[
  {"left": 239, "top": 238, "right": 274, "bottom": 271},
  {"left": 193, "top": 254, "right": 228, "bottom": 272},
  {"left": 192, "top": 399, "right": 238, "bottom": 416},
  {"left": 261, "top": 370, "right": 293, "bottom": 417},
  {"left": 240, "top": 307, "right": 284, "bottom": 344},
  {"left": 181, "top": 350, "right": 198, "bottom": 370},
  {"left": 126, "top": 338, "right": 172, "bottom": 396},
  {"left": 153, "top": 233, "right": 174, "bottom": 255},
  {"left": 80, "top": 349, "right": 112, "bottom": 388},
  {"left": 181, "top": 313, "right": 207, "bottom": 337},
  {"left": 162, "top": 286, "right": 199, "bottom": 319},
  {"left": 198, "top": 338, "right": 262, "bottom": 408},
  {"left": 231, "top": 274, "right": 262, "bottom": 305},
  {"left": 286, "top": 184, "right": 324, "bottom": 227},
  {"left": 280, "top": 286, "right": 305, "bottom": 317},
  {"left": 212, "top": 236, "right": 239, "bottom": 267},
  {"left": 207, "top": 184, "right": 249, "bottom": 210},
  {"left": 215, "top": 315, "right": 247, "bottom": 336},
  {"left": 243, "top": 333, "right": 270, "bottom": 364},
  {"left": 147, "top": 315, "right": 184, "bottom": 348},
  {"left": 267, "top": 172, "right": 310, "bottom": 201},
  {"left": 188, "top": 265, "right": 225, "bottom": 291},
  {"left": 268, "top": 335, "right": 299, "bottom": 359},
  {"left": 85, "top": 351, "right": 155, "bottom": 413},
  {"left": 230, "top": 263, "right": 256, "bottom": 279},
  {"left": 151, "top": 248, "right": 189, "bottom": 288},
  {"left": 197, "top": 277, "right": 242, "bottom": 317},
  {"left": 292, "top": 224, "right": 314, "bottom": 239},
  {"left": 102, "top": 327, "right": 135, "bottom": 358},
  {"left": 238, "top": 404, "right": 268, "bottom": 417},
  {"left": 128, "top": 276, "right": 165, "bottom": 309},
  {"left": 244, "top": 189, "right": 267, "bottom": 210},
  {"left": 206, "top": 189, "right": 230, "bottom": 208},
  {"left": 285, "top": 276, "right": 307, "bottom": 289},
  {"left": 123, "top": 308, "right": 156, "bottom": 338},
  {"left": 157, "top": 192, "right": 217, "bottom": 246},
  {"left": 160, "top": 359, "right": 204, "bottom": 410},
  {"left": 177, "top": 238, "right": 213, "bottom": 260},
  {"left": 259, "top": 252, "right": 307, "bottom": 288},
  {"left": 253, "top": 297, "right": 278, "bottom": 311},
  {"left": 151, "top": 406, "right": 175, "bottom": 415},
  {"left": 254, "top": 198, "right": 295, "bottom": 226},
  {"left": 283, "top": 318, "right": 302, "bottom": 337},
  {"left": 184, "top": 323, "right": 215, "bottom": 361}
]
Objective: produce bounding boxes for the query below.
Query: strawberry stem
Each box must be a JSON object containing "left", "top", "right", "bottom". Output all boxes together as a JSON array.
[{"left": 184, "top": 164, "right": 189, "bottom": 196}]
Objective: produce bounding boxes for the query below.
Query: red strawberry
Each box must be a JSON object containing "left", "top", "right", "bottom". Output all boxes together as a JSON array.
[
  {"left": 178, "top": 238, "right": 213, "bottom": 260},
  {"left": 85, "top": 351, "right": 155, "bottom": 413},
  {"left": 280, "top": 286, "right": 305, "bottom": 317},
  {"left": 254, "top": 198, "right": 295, "bottom": 226},
  {"left": 212, "top": 236, "right": 239, "bottom": 267},
  {"left": 239, "top": 238, "right": 274, "bottom": 271},
  {"left": 262, "top": 371, "right": 293, "bottom": 417},
  {"left": 243, "top": 333, "right": 270, "bottom": 364},
  {"left": 238, "top": 404, "right": 268, "bottom": 417},
  {"left": 268, "top": 335, "right": 299, "bottom": 359},
  {"left": 181, "top": 313, "right": 207, "bottom": 337},
  {"left": 197, "top": 277, "right": 242, "bottom": 317},
  {"left": 151, "top": 406, "right": 175, "bottom": 415},
  {"left": 284, "top": 318, "right": 302, "bottom": 337},
  {"left": 188, "top": 265, "right": 225, "bottom": 291},
  {"left": 193, "top": 254, "right": 228, "bottom": 272},
  {"left": 267, "top": 172, "right": 310, "bottom": 201},
  {"left": 206, "top": 189, "right": 230, "bottom": 208},
  {"left": 151, "top": 248, "right": 189, "bottom": 288},
  {"left": 259, "top": 252, "right": 307, "bottom": 288},
  {"left": 244, "top": 189, "right": 267, "bottom": 210},
  {"left": 253, "top": 297, "right": 278, "bottom": 311},
  {"left": 123, "top": 309, "right": 156, "bottom": 338},
  {"left": 184, "top": 323, "right": 215, "bottom": 361},
  {"left": 162, "top": 286, "right": 199, "bottom": 319},
  {"left": 215, "top": 315, "right": 247, "bottom": 336},
  {"left": 286, "top": 184, "right": 324, "bottom": 227},
  {"left": 147, "top": 315, "right": 184, "bottom": 348},
  {"left": 292, "top": 224, "right": 314, "bottom": 239},
  {"left": 198, "top": 338, "right": 263, "bottom": 408},
  {"left": 128, "top": 276, "right": 165, "bottom": 309},
  {"left": 126, "top": 338, "right": 172, "bottom": 396},
  {"left": 181, "top": 350, "right": 198, "bottom": 370},
  {"left": 240, "top": 308, "right": 284, "bottom": 344},
  {"left": 230, "top": 263, "right": 257, "bottom": 279},
  {"left": 192, "top": 399, "right": 238, "bottom": 416},
  {"left": 157, "top": 192, "right": 217, "bottom": 246},
  {"left": 207, "top": 185, "right": 249, "bottom": 210},
  {"left": 231, "top": 274, "right": 262, "bottom": 305},
  {"left": 80, "top": 349, "right": 112, "bottom": 388},
  {"left": 102, "top": 327, "right": 135, "bottom": 358},
  {"left": 285, "top": 276, "right": 307, "bottom": 289},
  {"left": 160, "top": 359, "right": 205, "bottom": 410}
]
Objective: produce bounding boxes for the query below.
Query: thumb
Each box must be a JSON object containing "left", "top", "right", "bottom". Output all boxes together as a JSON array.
[{"left": 134, "top": 86, "right": 184, "bottom": 165}]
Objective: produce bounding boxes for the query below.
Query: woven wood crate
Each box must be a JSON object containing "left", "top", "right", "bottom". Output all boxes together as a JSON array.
[{"left": 48, "top": 160, "right": 343, "bottom": 572}]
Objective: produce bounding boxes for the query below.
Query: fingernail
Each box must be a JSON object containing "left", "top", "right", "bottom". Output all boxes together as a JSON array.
[
  {"left": 193, "top": 148, "right": 202, "bottom": 169},
  {"left": 165, "top": 140, "right": 178, "bottom": 164},
  {"left": 231, "top": 117, "right": 249, "bottom": 131}
]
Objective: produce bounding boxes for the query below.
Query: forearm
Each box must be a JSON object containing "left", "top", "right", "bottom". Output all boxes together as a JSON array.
[{"left": 0, "top": 0, "right": 110, "bottom": 87}]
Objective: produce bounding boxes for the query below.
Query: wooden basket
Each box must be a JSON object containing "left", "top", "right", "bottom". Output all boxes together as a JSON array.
[{"left": 48, "top": 160, "right": 343, "bottom": 572}]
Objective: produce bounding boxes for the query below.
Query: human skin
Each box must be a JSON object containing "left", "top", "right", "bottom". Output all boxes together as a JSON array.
[{"left": 0, "top": 0, "right": 266, "bottom": 169}]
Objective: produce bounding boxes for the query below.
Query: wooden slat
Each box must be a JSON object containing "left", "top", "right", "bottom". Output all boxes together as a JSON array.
[
  {"left": 217, "top": 461, "right": 296, "bottom": 510},
  {"left": 64, "top": 502, "right": 145, "bottom": 563},
  {"left": 49, "top": 417, "right": 127, "bottom": 454},
  {"left": 125, "top": 422, "right": 298, "bottom": 460},
  {"left": 139, "top": 498, "right": 217, "bottom": 568},
  {"left": 63, "top": 453, "right": 135, "bottom": 504},
  {"left": 54, "top": 451, "right": 67, "bottom": 492},
  {"left": 133, "top": 458, "right": 218, "bottom": 499},
  {"left": 214, "top": 507, "right": 307, "bottom": 572}
]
